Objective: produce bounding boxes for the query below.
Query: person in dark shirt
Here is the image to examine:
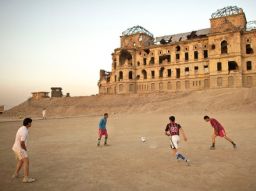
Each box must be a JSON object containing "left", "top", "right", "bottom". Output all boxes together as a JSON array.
[
  {"left": 165, "top": 116, "right": 190, "bottom": 165},
  {"left": 204, "top": 115, "right": 236, "bottom": 150}
]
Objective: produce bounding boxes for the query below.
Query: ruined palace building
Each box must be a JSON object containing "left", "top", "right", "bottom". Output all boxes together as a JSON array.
[{"left": 98, "top": 6, "right": 256, "bottom": 94}]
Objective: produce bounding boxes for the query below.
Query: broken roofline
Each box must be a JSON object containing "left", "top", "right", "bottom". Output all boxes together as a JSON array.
[{"left": 155, "top": 28, "right": 210, "bottom": 44}]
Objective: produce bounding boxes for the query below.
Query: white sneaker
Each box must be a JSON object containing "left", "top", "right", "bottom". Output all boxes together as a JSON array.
[
  {"left": 12, "top": 174, "right": 19, "bottom": 179},
  {"left": 185, "top": 159, "right": 191, "bottom": 166},
  {"left": 22, "top": 177, "right": 36, "bottom": 183}
]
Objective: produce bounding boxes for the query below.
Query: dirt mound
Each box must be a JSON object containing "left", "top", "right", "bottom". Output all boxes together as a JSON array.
[{"left": 2, "top": 88, "right": 256, "bottom": 119}]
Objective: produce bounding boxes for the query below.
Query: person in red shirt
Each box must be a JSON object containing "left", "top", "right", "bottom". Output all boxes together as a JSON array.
[
  {"left": 204, "top": 115, "right": 237, "bottom": 150},
  {"left": 165, "top": 116, "right": 190, "bottom": 165}
]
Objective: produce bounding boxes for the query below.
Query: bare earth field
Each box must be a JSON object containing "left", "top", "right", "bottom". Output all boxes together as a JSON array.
[{"left": 1, "top": 112, "right": 256, "bottom": 191}]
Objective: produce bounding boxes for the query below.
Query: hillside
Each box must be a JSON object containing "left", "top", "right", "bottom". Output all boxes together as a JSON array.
[{"left": 2, "top": 88, "right": 256, "bottom": 119}]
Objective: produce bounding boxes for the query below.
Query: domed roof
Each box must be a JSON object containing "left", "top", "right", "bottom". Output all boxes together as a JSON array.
[
  {"left": 211, "top": 6, "right": 243, "bottom": 19},
  {"left": 122, "top": 25, "right": 153, "bottom": 37}
]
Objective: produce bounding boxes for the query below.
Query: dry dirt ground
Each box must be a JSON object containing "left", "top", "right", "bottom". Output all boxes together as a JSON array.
[{"left": 0, "top": 112, "right": 256, "bottom": 191}]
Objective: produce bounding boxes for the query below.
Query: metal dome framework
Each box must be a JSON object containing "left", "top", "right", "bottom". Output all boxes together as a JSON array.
[
  {"left": 211, "top": 6, "right": 243, "bottom": 19},
  {"left": 247, "top": 21, "right": 256, "bottom": 31},
  {"left": 122, "top": 25, "right": 153, "bottom": 37}
]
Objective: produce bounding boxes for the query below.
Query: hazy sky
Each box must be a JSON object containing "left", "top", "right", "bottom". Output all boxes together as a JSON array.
[{"left": 0, "top": 0, "right": 255, "bottom": 109}]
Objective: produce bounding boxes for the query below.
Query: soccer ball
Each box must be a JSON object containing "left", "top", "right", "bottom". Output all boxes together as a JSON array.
[{"left": 141, "top": 137, "right": 146, "bottom": 142}]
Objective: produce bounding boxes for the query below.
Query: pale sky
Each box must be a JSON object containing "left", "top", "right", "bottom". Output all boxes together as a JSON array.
[{"left": 0, "top": 0, "right": 255, "bottom": 109}]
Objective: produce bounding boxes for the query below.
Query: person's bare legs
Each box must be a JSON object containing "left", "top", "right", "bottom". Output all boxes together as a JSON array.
[
  {"left": 12, "top": 160, "right": 23, "bottom": 178},
  {"left": 23, "top": 158, "right": 29, "bottom": 178},
  {"left": 224, "top": 135, "right": 236, "bottom": 148},
  {"left": 211, "top": 133, "right": 217, "bottom": 149},
  {"left": 97, "top": 136, "right": 102, "bottom": 146},
  {"left": 104, "top": 135, "right": 108, "bottom": 145}
]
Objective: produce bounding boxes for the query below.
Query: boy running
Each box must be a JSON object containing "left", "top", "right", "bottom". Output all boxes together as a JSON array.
[
  {"left": 12, "top": 118, "right": 36, "bottom": 183},
  {"left": 204, "top": 115, "right": 237, "bottom": 150},
  {"left": 97, "top": 113, "right": 109, "bottom": 146},
  {"left": 165, "top": 116, "right": 190, "bottom": 165}
]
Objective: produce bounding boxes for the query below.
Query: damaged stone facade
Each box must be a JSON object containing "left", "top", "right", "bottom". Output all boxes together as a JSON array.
[{"left": 98, "top": 6, "right": 256, "bottom": 94}]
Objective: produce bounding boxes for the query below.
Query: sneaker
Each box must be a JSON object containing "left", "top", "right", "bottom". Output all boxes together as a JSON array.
[
  {"left": 210, "top": 146, "right": 215, "bottom": 150},
  {"left": 97, "top": 143, "right": 100, "bottom": 147},
  {"left": 22, "top": 177, "right": 36, "bottom": 183},
  {"left": 185, "top": 159, "right": 190, "bottom": 166},
  {"left": 233, "top": 144, "right": 237, "bottom": 149},
  {"left": 176, "top": 157, "right": 182, "bottom": 162},
  {"left": 12, "top": 174, "right": 19, "bottom": 179},
  {"left": 104, "top": 143, "right": 109, "bottom": 146}
]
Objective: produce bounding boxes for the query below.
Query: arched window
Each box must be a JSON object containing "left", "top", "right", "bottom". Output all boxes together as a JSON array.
[
  {"left": 119, "top": 71, "right": 123, "bottom": 81},
  {"left": 221, "top": 40, "right": 228, "bottom": 54},
  {"left": 128, "top": 71, "right": 133, "bottom": 79},
  {"left": 176, "top": 45, "right": 181, "bottom": 52},
  {"left": 142, "top": 70, "right": 147, "bottom": 79},
  {"left": 159, "top": 67, "right": 165, "bottom": 78}
]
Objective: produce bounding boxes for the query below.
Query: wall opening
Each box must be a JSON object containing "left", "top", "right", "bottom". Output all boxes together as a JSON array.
[
  {"left": 119, "top": 49, "right": 132, "bottom": 65},
  {"left": 185, "top": 67, "right": 189, "bottom": 75},
  {"left": 194, "top": 51, "right": 198, "bottom": 59},
  {"left": 143, "top": 58, "right": 147, "bottom": 65},
  {"left": 159, "top": 67, "right": 164, "bottom": 78},
  {"left": 247, "top": 61, "right": 252, "bottom": 70},
  {"left": 204, "top": 50, "right": 208, "bottom": 58},
  {"left": 159, "top": 55, "right": 171, "bottom": 64},
  {"left": 221, "top": 40, "right": 228, "bottom": 54},
  {"left": 228, "top": 61, "right": 238, "bottom": 72},
  {"left": 185, "top": 52, "right": 189, "bottom": 61},
  {"left": 217, "top": 62, "right": 222, "bottom": 71},
  {"left": 176, "top": 68, "right": 180, "bottom": 78},
  {"left": 129, "top": 71, "right": 133, "bottom": 80},
  {"left": 151, "top": 70, "right": 155, "bottom": 79},
  {"left": 194, "top": 66, "right": 199, "bottom": 74},
  {"left": 150, "top": 57, "right": 155, "bottom": 65},
  {"left": 119, "top": 71, "right": 123, "bottom": 81},
  {"left": 204, "top": 65, "right": 209, "bottom": 73},
  {"left": 167, "top": 69, "right": 172, "bottom": 77},
  {"left": 142, "top": 70, "right": 147, "bottom": 79},
  {"left": 246, "top": 44, "right": 254, "bottom": 54},
  {"left": 176, "top": 54, "right": 180, "bottom": 61}
]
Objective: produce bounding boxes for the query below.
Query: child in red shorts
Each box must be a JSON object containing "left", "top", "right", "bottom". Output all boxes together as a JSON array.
[
  {"left": 204, "top": 115, "right": 236, "bottom": 150},
  {"left": 97, "top": 113, "right": 109, "bottom": 146}
]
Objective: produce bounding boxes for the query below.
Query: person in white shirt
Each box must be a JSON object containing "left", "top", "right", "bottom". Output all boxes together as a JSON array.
[
  {"left": 12, "top": 118, "right": 36, "bottom": 183},
  {"left": 42, "top": 108, "right": 46, "bottom": 120}
]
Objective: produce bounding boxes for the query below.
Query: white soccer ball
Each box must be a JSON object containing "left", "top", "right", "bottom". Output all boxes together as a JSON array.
[{"left": 141, "top": 137, "right": 146, "bottom": 142}]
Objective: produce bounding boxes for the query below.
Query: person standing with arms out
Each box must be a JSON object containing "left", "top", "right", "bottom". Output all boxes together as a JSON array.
[
  {"left": 42, "top": 108, "right": 46, "bottom": 120},
  {"left": 204, "top": 115, "right": 237, "bottom": 150},
  {"left": 165, "top": 116, "right": 190, "bottom": 165},
  {"left": 12, "top": 118, "right": 36, "bottom": 183},
  {"left": 97, "top": 113, "right": 109, "bottom": 146}
]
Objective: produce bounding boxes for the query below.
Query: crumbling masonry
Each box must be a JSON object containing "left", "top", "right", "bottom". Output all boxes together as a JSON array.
[{"left": 98, "top": 6, "right": 256, "bottom": 94}]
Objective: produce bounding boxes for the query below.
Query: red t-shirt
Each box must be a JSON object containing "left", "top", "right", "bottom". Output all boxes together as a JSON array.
[
  {"left": 210, "top": 118, "right": 225, "bottom": 132},
  {"left": 165, "top": 122, "right": 181, "bottom": 136}
]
